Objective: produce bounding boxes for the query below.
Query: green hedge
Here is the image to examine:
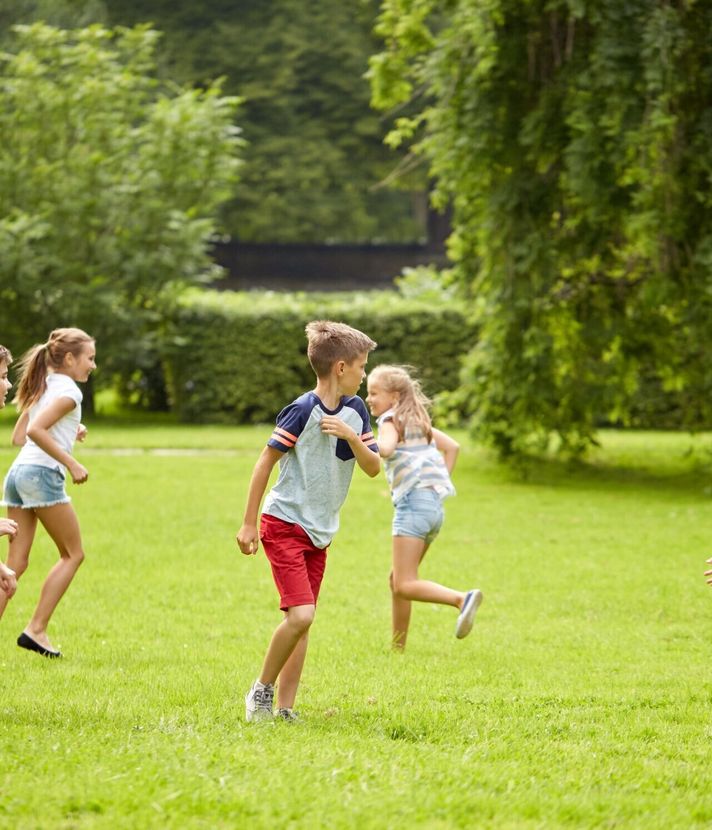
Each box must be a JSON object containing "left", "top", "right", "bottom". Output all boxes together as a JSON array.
[{"left": 160, "top": 290, "right": 474, "bottom": 423}]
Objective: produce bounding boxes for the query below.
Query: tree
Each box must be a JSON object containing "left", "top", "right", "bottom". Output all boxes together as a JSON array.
[
  {"left": 370, "top": 0, "right": 712, "bottom": 457},
  {"left": 0, "top": 0, "right": 107, "bottom": 37},
  {"left": 104, "top": 0, "right": 423, "bottom": 243},
  {"left": 0, "top": 22, "right": 242, "bottom": 401}
]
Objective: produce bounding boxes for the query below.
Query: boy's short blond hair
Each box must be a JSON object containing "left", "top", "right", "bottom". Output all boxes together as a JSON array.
[{"left": 306, "top": 321, "right": 377, "bottom": 378}]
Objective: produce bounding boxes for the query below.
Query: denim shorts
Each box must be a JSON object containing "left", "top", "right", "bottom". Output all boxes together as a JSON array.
[
  {"left": 392, "top": 487, "right": 444, "bottom": 544},
  {"left": 2, "top": 464, "right": 70, "bottom": 509}
]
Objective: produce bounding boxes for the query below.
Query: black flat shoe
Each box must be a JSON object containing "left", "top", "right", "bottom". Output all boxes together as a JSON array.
[{"left": 17, "top": 632, "right": 62, "bottom": 658}]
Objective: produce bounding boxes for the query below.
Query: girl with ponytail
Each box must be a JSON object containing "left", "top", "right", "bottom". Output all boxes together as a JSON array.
[
  {"left": 366, "top": 365, "right": 483, "bottom": 650},
  {"left": 0, "top": 328, "right": 96, "bottom": 657}
]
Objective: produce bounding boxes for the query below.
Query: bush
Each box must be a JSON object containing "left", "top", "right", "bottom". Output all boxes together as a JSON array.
[{"left": 160, "top": 290, "right": 474, "bottom": 423}]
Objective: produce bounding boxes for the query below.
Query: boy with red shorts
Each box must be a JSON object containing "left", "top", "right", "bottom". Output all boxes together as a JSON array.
[{"left": 236, "top": 321, "right": 380, "bottom": 721}]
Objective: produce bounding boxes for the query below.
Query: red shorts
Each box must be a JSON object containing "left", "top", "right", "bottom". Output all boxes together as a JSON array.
[{"left": 260, "top": 514, "right": 328, "bottom": 611}]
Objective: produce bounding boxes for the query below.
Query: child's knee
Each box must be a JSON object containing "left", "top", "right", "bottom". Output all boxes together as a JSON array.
[
  {"left": 62, "top": 548, "right": 85, "bottom": 568},
  {"left": 11, "top": 558, "right": 29, "bottom": 579},
  {"left": 287, "top": 605, "right": 315, "bottom": 633},
  {"left": 391, "top": 577, "right": 412, "bottom": 599},
  {"left": 8, "top": 550, "right": 30, "bottom": 578}
]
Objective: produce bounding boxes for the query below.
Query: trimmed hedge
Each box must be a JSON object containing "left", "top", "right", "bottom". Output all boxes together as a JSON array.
[{"left": 160, "top": 290, "right": 474, "bottom": 423}]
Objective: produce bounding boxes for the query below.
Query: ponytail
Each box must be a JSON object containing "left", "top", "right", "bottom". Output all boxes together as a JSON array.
[{"left": 13, "top": 343, "right": 49, "bottom": 411}]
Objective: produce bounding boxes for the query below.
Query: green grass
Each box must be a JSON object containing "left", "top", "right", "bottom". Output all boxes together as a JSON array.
[{"left": 0, "top": 423, "right": 711, "bottom": 828}]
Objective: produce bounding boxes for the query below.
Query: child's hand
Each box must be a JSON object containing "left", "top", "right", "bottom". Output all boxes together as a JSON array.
[
  {"left": 68, "top": 461, "right": 89, "bottom": 484},
  {"left": 76, "top": 423, "right": 88, "bottom": 442},
  {"left": 0, "top": 518, "right": 18, "bottom": 540},
  {"left": 320, "top": 415, "right": 356, "bottom": 442},
  {"left": 237, "top": 524, "right": 259, "bottom": 556},
  {"left": 0, "top": 563, "right": 17, "bottom": 598},
  {"left": 706, "top": 558, "right": 712, "bottom": 586}
]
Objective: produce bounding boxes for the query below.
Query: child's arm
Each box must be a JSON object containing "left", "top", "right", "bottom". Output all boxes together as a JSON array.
[
  {"left": 705, "top": 557, "right": 712, "bottom": 586},
  {"left": 0, "top": 519, "right": 18, "bottom": 598},
  {"left": 11, "top": 411, "right": 29, "bottom": 446},
  {"left": 376, "top": 420, "right": 399, "bottom": 458},
  {"left": 236, "top": 446, "right": 282, "bottom": 555},
  {"left": 26, "top": 397, "right": 88, "bottom": 484},
  {"left": 432, "top": 428, "right": 460, "bottom": 475},
  {"left": 320, "top": 415, "right": 380, "bottom": 477},
  {"left": 0, "top": 562, "right": 16, "bottom": 598},
  {"left": 0, "top": 518, "right": 18, "bottom": 540}
]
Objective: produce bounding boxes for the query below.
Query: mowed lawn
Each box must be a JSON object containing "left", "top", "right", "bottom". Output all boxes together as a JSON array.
[{"left": 0, "top": 421, "right": 710, "bottom": 829}]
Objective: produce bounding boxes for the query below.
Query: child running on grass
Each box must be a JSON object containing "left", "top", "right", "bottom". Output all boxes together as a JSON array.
[
  {"left": 0, "top": 345, "right": 18, "bottom": 599},
  {"left": 236, "top": 321, "right": 380, "bottom": 722},
  {"left": 366, "top": 364, "right": 483, "bottom": 650},
  {"left": 0, "top": 328, "right": 96, "bottom": 658}
]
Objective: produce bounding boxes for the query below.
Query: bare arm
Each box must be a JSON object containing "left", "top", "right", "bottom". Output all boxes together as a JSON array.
[
  {"left": 26, "top": 397, "right": 88, "bottom": 484},
  {"left": 0, "top": 518, "right": 18, "bottom": 539},
  {"left": 0, "top": 561, "right": 16, "bottom": 598},
  {"left": 432, "top": 427, "right": 460, "bottom": 475},
  {"left": 11, "top": 410, "right": 29, "bottom": 446},
  {"left": 0, "top": 515, "right": 18, "bottom": 597},
  {"left": 376, "top": 420, "right": 399, "bottom": 459},
  {"left": 236, "top": 446, "right": 282, "bottom": 555}
]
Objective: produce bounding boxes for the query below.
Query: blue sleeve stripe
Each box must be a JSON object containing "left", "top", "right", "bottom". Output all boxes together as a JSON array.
[{"left": 267, "top": 437, "right": 291, "bottom": 453}]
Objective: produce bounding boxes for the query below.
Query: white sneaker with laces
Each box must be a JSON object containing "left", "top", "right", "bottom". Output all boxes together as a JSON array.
[
  {"left": 276, "top": 707, "right": 299, "bottom": 722},
  {"left": 455, "top": 589, "right": 483, "bottom": 639},
  {"left": 245, "top": 680, "right": 275, "bottom": 722}
]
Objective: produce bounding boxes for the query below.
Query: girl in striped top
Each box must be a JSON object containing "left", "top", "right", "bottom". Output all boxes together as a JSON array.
[{"left": 367, "top": 365, "right": 483, "bottom": 650}]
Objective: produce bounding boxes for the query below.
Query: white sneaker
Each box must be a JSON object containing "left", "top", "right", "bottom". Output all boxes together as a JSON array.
[
  {"left": 455, "top": 589, "right": 483, "bottom": 639},
  {"left": 245, "top": 680, "right": 275, "bottom": 722},
  {"left": 276, "top": 707, "right": 299, "bottom": 723}
]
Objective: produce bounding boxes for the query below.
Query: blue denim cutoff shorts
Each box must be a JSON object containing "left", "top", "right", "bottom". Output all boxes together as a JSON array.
[
  {"left": 2, "top": 464, "right": 70, "bottom": 509},
  {"left": 392, "top": 487, "right": 444, "bottom": 544}
]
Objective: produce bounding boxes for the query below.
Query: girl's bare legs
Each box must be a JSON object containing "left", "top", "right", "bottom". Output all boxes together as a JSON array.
[
  {"left": 24, "top": 503, "right": 85, "bottom": 651},
  {"left": 276, "top": 630, "right": 309, "bottom": 709},
  {"left": 0, "top": 507, "right": 38, "bottom": 620},
  {"left": 259, "top": 604, "right": 314, "bottom": 698},
  {"left": 390, "top": 535, "right": 466, "bottom": 650},
  {"left": 390, "top": 570, "right": 412, "bottom": 650}
]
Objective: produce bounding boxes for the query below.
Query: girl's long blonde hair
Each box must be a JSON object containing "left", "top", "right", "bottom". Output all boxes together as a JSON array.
[
  {"left": 369, "top": 364, "right": 433, "bottom": 442},
  {"left": 14, "top": 327, "right": 94, "bottom": 411}
]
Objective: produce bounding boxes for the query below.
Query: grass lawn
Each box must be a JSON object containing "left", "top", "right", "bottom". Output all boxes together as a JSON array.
[{"left": 0, "top": 419, "right": 710, "bottom": 829}]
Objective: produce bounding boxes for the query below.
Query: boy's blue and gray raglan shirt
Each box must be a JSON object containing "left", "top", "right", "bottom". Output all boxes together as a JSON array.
[{"left": 262, "top": 391, "right": 378, "bottom": 548}]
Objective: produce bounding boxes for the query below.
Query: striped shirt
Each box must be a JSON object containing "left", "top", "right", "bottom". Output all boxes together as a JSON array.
[
  {"left": 376, "top": 409, "right": 455, "bottom": 505},
  {"left": 263, "top": 391, "right": 378, "bottom": 548}
]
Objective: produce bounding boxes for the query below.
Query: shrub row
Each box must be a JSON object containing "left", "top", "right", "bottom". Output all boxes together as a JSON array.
[{"left": 160, "top": 290, "right": 474, "bottom": 423}]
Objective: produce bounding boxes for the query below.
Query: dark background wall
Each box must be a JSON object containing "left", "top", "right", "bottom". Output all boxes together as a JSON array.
[
  {"left": 213, "top": 208, "right": 451, "bottom": 290},
  {"left": 212, "top": 242, "right": 448, "bottom": 291}
]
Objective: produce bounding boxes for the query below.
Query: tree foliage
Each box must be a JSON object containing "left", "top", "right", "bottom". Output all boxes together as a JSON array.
[
  {"left": 370, "top": 0, "right": 712, "bottom": 457},
  {"left": 0, "top": 22, "right": 242, "bottom": 388},
  {"left": 103, "top": 0, "right": 423, "bottom": 242}
]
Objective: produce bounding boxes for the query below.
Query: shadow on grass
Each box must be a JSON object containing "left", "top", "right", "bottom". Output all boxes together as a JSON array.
[{"left": 470, "top": 436, "right": 712, "bottom": 501}]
